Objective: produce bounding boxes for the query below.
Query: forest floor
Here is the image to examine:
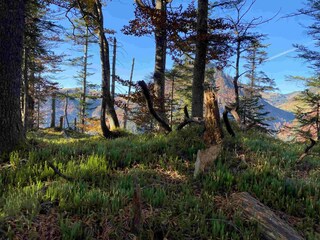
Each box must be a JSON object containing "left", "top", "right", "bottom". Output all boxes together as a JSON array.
[{"left": 0, "top": 126, "right": 319, "bottom": 239}]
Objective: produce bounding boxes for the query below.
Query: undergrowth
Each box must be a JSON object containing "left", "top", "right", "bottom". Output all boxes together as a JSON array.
[{"left": 0, "top": 126, "right": 319, "bottom": 239}]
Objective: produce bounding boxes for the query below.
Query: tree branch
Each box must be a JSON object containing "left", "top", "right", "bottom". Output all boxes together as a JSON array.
[
  {"left": 298, "top": 138, "right": 317, "bottom": 162},
  {"left": 137, "top": 80, "right": 172, "bottom": 132},
  {"left": 47, "top": 162, "right": 73, "bottom": 181}
]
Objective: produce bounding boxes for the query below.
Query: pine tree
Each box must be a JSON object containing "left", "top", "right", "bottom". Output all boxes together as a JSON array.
[
  {"left": 23, "top": 0, "right": 63, "bottom": 130},
  {"left": 239, "top": 39, "right": 275, "bottom": 131},
  {"left": 67, "top": 19, "right": 97, "bottom": 133},
  {"left": 291, "top": 0, "right": 320, "bottom": 142},
  {"left": 0, "top": 0, "right": 26, "bottom": 155}
]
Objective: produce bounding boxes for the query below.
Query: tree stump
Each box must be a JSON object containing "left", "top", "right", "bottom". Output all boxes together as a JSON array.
[
  {"left": 194, "top": 90, "right": 222, "bottom": 177},
  {"left": 230, "top": 192, "right": 304, "bottom": 240}
]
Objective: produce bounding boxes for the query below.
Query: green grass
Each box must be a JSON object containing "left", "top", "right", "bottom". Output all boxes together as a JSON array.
[{"left": 0, "top": 126, "right": 319, "bottom": 239}]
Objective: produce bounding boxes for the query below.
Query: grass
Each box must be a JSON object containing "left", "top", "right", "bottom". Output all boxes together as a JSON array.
[{"left": 0, "top": 126, "right": 319, "bottom": 239}]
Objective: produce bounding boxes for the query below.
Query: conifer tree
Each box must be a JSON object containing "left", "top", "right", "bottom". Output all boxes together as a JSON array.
[
  {"left": 291, "top": 0, "right": 320, "bottom": 142},
  {"left": 239, "top": 39, "right": 276, "bottom": 131}
]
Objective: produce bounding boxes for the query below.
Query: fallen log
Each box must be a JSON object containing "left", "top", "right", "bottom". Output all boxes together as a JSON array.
[{"left": 230, "top": 192, "right": 304, "bottom": 240}]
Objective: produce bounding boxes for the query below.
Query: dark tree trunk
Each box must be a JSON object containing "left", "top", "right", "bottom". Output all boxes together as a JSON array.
[
  {"left": 50, "top": 93, "right": 56, "bottom": 128},
  {"left": 23, "top": 47, "right": 29, "bottom": 133},
  {"left": 64, "top": 93, "right": 69, "bottom": 129},
  {"left": 111, "top": 37, "right": 116, "bottom": 103},
  {"left": 95, "top": 0, "right": 119, "bottom": 135},
  {"left": 233, "top": 39, "right": 241, "bottom": 110},
  {"left": 192, "top": 0, "right": 208, "bottom": 118},
  {"left": 0, "top": 0, "right": 25, "bottom": 155},
  {"left": 153, "top": 0, "right": 167, "bottom": 118}
]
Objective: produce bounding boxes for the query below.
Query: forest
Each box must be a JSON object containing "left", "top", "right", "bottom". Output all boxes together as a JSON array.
[{"left": 0, "top": 0, "right": 319, "bottom": 239}]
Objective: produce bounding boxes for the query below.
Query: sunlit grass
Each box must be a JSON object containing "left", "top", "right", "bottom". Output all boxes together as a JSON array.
[{"left": 0, "top": 126, "right": 319, "bottom": 239}]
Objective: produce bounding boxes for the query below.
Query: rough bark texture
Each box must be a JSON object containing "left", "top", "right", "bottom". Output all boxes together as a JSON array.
[
  {"left": 194, "top": 91, "right": 223, "bottom": 177},
  {"left": 94, "top": 0, "right": 120, "bottom": 135},
  {"left": 23, "top": 47, "right": 29, "bottom": 133},
  {"left": 203, "top": 90, "right": 223, "bottom": 145},
  {"left": 230, "top": 192, "right": 304, "bottom": 240},
  {"left": 0, "top": 0, "right": 25, "bottom": 155},
  {"left": 135, "top": 0, "right": 168, "bottom": 118},
  {"left": 192, "top": 0, "right": 208, "bottom": 118},
  {"left": 153, "top": 0, "right": 167, "bottom": 117}
]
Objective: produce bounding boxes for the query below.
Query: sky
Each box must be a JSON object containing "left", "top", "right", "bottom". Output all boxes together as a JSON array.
[{"left": 54, "top": 0, "right": 315, "bottom": 94}]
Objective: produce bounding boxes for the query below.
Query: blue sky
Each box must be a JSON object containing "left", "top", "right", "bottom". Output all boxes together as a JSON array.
[{"left": 55, "top": 0, "right": 314, "bottom": 94}]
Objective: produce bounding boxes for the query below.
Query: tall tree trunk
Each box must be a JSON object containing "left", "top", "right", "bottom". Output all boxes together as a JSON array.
[
  {"left": 23, "top": 47, "right": 29, "bottom": 133},
  {"left": 233, "top": 39, "right": 241, "bottom": 110},
  {"left": 36, "top": 84, "right": 40, "bottom": 129},
  {"left": 124, "top": 58, "right": 135, "bottom": 129},
  {"left": 153, "top": 0, "right": 167, "bottom": 118},
  {"left": 27, "top": 70, "right": 36, "bottom": 130},
  {"left": 64, "top": 92, "right": 70, "bottom": 129},
  {"left": 50, "top": 93, "right": 56, "bottom": 128},
  {"left": 81, "top": 26, "right": 89, "bottom": 133},
  {"left": 192, "top": 0, "right": 208, "bottom": 118},
  {"left": 0, "top": 0, "right": 25, "bottom": 154},
  {"left": 111, "top": 37, "right": 117, "bottom": 103},
  {"left": 94, "top": 0, "right": 119, "bottom": 137},
  {"left": 170, "top": 75, "right": 174, "bottom": 128}
]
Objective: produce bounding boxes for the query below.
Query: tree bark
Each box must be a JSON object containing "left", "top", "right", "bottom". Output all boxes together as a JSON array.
[
  {"left": 111, "top": 37, "right": 116, "bottom": 103},
  {"left": 203, "top": 90, "right": 223, "bottom": 145},
  {"left": 192, "top": 0, "right": 208, "bottom": 118},
  {"left": 153, "top": 0, "right": 167, "bottom": 118},
  {"left": 124, "top": 58, "right": 135, "bottom": 129},
  {"left": 50, "top": 93, "right": 56, "bottom": 128},
  {"left": 94, "top": 0, "right": 120, "bottom": 135},
  {"left": 81, "top": 26, "right": 89, "bottom": 133},
  {"left": 0, "top": 0, "right": 26, "bottom": 154},
  {"left": 233, "top": 39, "right": 241, "bottom": 110},
  {"left": 23, "top": 47, "right": 29, "bottom": 133},
  {"left": 64, "top": 93, "right": 69, "bottom": 129},
  {"left": 230, "top": 192, "right": 304, "bottom": 240}
]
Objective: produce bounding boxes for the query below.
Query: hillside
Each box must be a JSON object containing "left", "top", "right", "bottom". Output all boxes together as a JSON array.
[
  {"left": 0, "top": 127, "right": 319, "bottom": 239},
  {"left": 262, "top": 91, "right": 301, "bottom": 112}
]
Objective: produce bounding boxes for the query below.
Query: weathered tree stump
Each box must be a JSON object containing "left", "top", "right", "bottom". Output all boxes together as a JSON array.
[
  {"left": 194, "top": 90, "right": 222, "bottom": 177},
  {"left": 230, "top": 192, "right": 304, "bottom": 240}
]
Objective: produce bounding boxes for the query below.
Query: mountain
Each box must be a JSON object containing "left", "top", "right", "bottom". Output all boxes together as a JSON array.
[
  {"left": 214, "top": 70, "right": 295, "bottom": 130},
  {"left": 40, "top": 71, "right": 295, "bottom": 132},
  {"left": 261, "top": 91, "right": 301, "bottom": 112}
]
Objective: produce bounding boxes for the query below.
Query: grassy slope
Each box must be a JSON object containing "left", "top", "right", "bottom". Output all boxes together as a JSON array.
[{"left": 0, "top": 127, "right": 319, "bottom": 239}]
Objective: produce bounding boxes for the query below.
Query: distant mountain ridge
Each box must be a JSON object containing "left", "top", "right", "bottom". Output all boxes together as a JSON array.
[
  {"left": 40, "top": 71, "right": 296, "bottom": 131},
  {"left": 214, "top": 70, "right": 295, "bottom": 130}
]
